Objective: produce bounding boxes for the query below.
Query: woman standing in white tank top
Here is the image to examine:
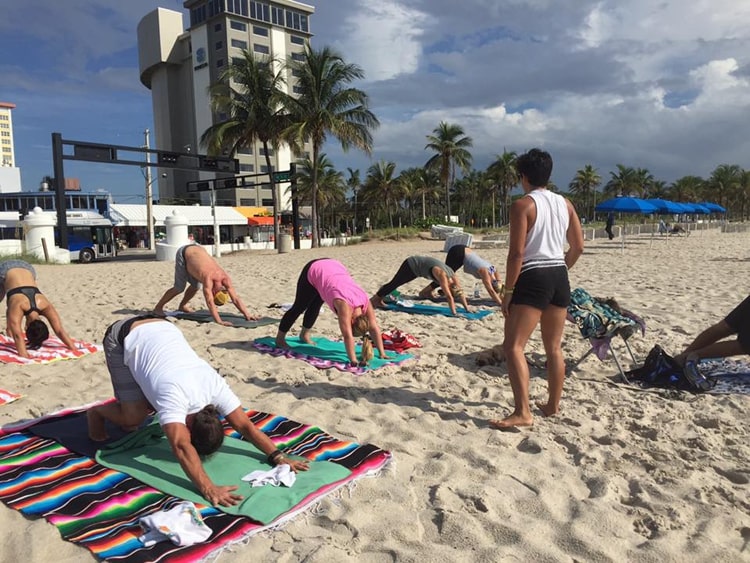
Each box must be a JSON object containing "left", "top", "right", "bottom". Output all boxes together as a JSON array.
[{"left": 490, "top": 149, "right": 584, "bottom": 430}]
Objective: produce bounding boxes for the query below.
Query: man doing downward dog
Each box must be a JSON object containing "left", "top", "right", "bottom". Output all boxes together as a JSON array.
[{"left": 87, "top": 315, "right": 308, "bottom": 506}]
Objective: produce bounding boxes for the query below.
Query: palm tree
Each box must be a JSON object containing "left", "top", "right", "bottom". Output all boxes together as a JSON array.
[
  {"left": 281, "top": 45, "right": 379, "bottom": 247},
  {"left": 361, "top": 160, "right": 400, "bottom": 228},
  {"left": 568, "top": 165, "right": 602, "bottom": 220},
  {"left": 604, "top": 164, "right": 639, "bottom": 198},
  {"left": 425, "top": 122, "right": 473, "bottom": 220},
  {"left": 708, "top": 164, "right": 742, "bottom": 210},
  {"left": 201, "top": 51, "right": 288, "bottom": 246},
  {"left": 668, "top": 175, "right": 704, "bottom": 202},
  {"left": 292, "top": 153, "right": 345, "bottom": 234},
  {"left": 486, "top": 150, "right": 518, "bottom": 227},
  {"left": 346, "top": 167, "right": 361, "bottom": 234}
]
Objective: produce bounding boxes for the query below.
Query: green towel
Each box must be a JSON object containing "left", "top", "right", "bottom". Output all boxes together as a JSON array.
[
  {"left": 253, "top": 335, "right": 413, "bottom": 371},
  {"left": 96, "top": 422, "right": 351, "bottom": 524}
]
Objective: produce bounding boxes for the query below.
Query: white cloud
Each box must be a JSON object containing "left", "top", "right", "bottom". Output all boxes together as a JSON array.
[{"left": 335, "top": 0, "right": 432, "bottom": 81}]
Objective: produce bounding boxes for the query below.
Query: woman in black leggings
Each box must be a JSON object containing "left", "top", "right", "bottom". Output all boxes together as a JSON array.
[{"left": 371, "top": 255, "right": 470, "bottom": 316}]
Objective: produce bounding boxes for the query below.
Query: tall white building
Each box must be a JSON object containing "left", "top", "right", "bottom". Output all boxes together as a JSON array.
[
  {"left": 137, "top": 0, "right": 314, "bottom": 211},
  {"left": 0, "top": 102, "right": 22, "bottom": 193}
]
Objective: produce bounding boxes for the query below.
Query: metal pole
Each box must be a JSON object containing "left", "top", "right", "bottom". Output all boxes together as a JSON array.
[
  {"left": 51, "top": 132, "right": 68, "bottom": 249},
  {"left": 144, "top": 129, "right": 155, "bottom": 251},
  {"left": 211, "top": 186, "right": 221, "bottom": 257}
]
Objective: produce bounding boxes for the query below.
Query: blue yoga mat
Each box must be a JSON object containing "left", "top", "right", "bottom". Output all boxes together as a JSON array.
[{"left": 383, "top": 301, "right": 494, "bottom": 319}]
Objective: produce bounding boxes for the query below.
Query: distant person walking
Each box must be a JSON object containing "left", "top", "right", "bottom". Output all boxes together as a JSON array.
[
  {"left": 154, "top": 243, "right": 256, "bottom": 325},
  {"left": 605, "top": 213, "right": 615, "bottom": 240}
]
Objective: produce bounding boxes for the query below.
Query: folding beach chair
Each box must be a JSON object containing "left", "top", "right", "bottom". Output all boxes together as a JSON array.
[{"left": 566, "top": 288, "right": 645, "bottom": 382}]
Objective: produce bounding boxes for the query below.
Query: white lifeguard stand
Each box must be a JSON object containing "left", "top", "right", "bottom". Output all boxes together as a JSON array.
[
  {"left": 155, "top": 210, "right": 190, "bottom": 262},
  {"left": 23, "top": 207, "right": 70, "bottom": 264}
]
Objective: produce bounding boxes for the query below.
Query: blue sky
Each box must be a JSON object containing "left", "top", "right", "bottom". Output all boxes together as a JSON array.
[{"left": 2, "top": 0, "right": 750, "bottom": 202}]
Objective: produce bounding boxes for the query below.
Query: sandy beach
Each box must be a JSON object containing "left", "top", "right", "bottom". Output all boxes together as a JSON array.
[{"left": 1, "top": 227, "right": 749, "bottom": 563}]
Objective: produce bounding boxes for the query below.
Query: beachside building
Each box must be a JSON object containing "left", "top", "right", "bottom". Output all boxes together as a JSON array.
[
  {"left": 137, "top": 0, "right": 314, "bottom": 213},
  {"left": 0, "top": 101, "right": 22, "bottom": 193}
]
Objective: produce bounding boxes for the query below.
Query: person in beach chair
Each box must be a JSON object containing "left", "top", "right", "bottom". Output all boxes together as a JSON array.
[
  {"left": 153, "top": 243, "right": 257, "bottom": 326},
  {"left": 275, "top": 258, "right": 390, "bottom": 367},
  {"left": 418, "top": 244, "right": 505, "bottom": 307},
  {"left": 658, "top": 219, "right": 669, "bottom": 236},
  {"left": 372, "top": 255, "right": 471, "bottom": 316},
  {"left": 668, "top": 223, "right": 689, "bottom": 236},
  {"left": 87, "top": 314, "right": 309, "bottom": 507},
  {"left": 1, "top": 259, "right": 78, "bottom": 358},
  {"left": 566, "top": 288, "right": 645, "bottom": 383}
]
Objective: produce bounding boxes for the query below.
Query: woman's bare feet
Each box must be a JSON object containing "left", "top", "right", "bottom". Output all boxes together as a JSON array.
[
  {"left": 275, "top": 334, "right": 289, "bottom": 349},
  {"left": 418, "top": 288, "right": 436, "bottom": 299},
  {"left": 370, "top": 295, "right": 385, "bottom": 308},
  {"left": 489, "top": 413, "right": 533, "bottom": 430},
  {"left": 300, "top": 331, "right": 316, "bottom": 345},
  {"left": 178, "top": 304, "right": 195, "bottom": 313},
  {"left": 536, "top": 402, "right": 560, "bottom": 418},
  {"left": 87, "top": 409, "right": 109, "bottom": 442}
]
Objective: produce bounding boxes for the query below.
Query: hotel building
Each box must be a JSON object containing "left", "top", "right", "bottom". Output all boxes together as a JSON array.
[
  {"left": 137, "top": 0, "right": 314, "bottom": 211},
  {"left": 0, "top": 102, "right": 22, "bottom": 193}
]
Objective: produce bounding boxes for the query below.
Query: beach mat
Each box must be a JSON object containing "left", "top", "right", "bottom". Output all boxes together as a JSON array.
[
  {"left": 0, "top": 389, "right": 22, "bottom": 406},
  {"left": 0, "top": 404, "right": 392, "bottom": 562},
  {"left": 383, "top": 301, "right": 494, "bottom": 320},
  {"left": 28, "top": 411, "right": 135, "bottom": 458},
  {"left": 0, "top": 334, "right": 101, "bottom": 365},
  {"left": 699, "top": 358, "right": 750, "bottom": 395},
  {"left": 169, "top": 310, "right": 279, "bottom": 328},
  {"left": 97, "top": 422, "right": 351, "bottom": 524},
  {"left": 252, "top": 336, "right": 414, "bottom": 373}
]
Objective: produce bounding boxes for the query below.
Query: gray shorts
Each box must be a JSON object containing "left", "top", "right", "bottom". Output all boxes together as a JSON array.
[
  {"left": 103, "top": 318, "right": 148, "bottom": 403},
  {"left": 0, "top": 260, "right": 37, "bottom": 302},
  {"left": 174, "top": 244, "right": 201, "bottom": 291}
]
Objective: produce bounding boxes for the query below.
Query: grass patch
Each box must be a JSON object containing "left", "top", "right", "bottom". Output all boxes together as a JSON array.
[{"left": 0, "top": 253, "right": 52, "bottom": 265}]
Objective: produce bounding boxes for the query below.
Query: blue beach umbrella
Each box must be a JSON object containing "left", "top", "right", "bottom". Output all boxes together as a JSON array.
[
  {"left": 681, "top": 203, "right": 711, "bottom": 214},
  {"left": 645, "top": 198, "right": 685, "bottom": 214},
  {"left": 595, "top": 196, "right": 658, "bottom": 214},
  {"left": 699, "top": 202, "right": 727, "bottom": 213}
]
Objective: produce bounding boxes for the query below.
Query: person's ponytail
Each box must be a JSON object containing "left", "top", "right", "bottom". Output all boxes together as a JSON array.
[{"left": 358, "top": 334, "right": 374, "bottom": 365}]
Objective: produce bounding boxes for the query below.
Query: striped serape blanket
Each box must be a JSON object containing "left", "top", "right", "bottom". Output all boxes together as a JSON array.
[
  {"left": 0, "top": 404, "right": 392, "bottom": 562},
  {"left": 0, "top": 334, "right": 101, "bottom": 365}
]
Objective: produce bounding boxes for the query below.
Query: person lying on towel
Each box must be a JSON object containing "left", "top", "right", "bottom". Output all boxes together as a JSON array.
[
  {"left": 371, "top": 255, "right": 471, "bottom": 316},
  {"left": 153, "top": 242, "right": 257, "bottom": 326},
  {"left": 417, "top": 244, "right": 505, "bottom": 307},
  {"left": 1, "top": 259, "right": 78, "bottom": 358},
  {"left": 275, "top": 258, "right": 389, "bottom": 367},
  {"left": 87, "top": 315, "right": 309, "bottom": 507}
]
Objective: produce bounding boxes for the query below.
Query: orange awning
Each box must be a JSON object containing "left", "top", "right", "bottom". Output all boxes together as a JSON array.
[
  {"left": 234, "top": 207, "right": 274, "bottom": 226},
  {"left": 247, "top": 216, "right": 274, "bottom": 226}
]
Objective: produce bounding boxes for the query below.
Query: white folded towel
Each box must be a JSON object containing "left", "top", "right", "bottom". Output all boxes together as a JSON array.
[{"left": 241, "top": 463, "right": 296, "bottom": 487}]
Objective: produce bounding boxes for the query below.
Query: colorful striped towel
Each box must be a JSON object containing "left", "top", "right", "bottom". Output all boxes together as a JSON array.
[
  {"left": 0, "top": 404, "right": 392, "bottom": 562},
  {"left": 383, "top": 301, "right": 494, "bottom": 320},
  {"left": 252, "top": 335, "right": 414, "bottom": 373},
  {"left": 0, "top": 334, "right": 101, "bottom": 365},
  {"left": 0, "top": 389, "right": 21, "bottom": 406}
]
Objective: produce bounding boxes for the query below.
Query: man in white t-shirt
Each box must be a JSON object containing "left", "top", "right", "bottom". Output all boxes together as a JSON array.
[{"left": 87, "top": 315, "right": 308, "bottom": 507}]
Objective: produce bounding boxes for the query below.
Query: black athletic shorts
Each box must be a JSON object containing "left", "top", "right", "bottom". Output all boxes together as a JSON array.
[
  {"left": 725, "top": 294, "right": 750, "bottom": 353},
  {"left": 511, "top": 266, "right": 570, "bottom": 311}
]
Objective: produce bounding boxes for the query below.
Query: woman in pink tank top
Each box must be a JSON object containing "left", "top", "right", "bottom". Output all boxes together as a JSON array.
[{"left": 275, "top": 259, "right": 389, "bottom": 366}]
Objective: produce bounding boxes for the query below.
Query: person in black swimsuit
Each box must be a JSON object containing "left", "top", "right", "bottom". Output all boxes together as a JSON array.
[{"left": 1, "top": 260, "right": 77, "bottom": 358}]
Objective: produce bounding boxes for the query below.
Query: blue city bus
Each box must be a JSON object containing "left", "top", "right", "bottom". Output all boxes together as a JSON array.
[{"left": 57, "top": 210, "right": 117, "bottom": 263}]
